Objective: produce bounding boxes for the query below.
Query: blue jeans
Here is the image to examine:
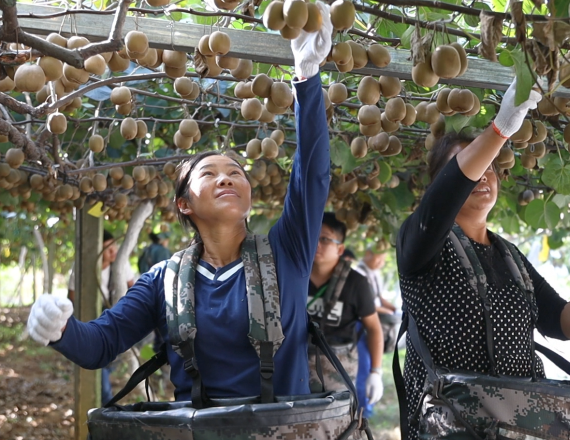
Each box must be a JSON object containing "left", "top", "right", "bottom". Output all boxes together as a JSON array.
[
  {"left": 101, "top": 365, "right": 113, "bottom": 406},
  {"left": 356, "top": 322, "right": 374, "bottom": 418}
]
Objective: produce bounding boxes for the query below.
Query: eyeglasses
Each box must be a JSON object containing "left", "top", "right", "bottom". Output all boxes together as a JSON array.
[{"left": 318, "top": 236, "right": 342, "bottom": 246}]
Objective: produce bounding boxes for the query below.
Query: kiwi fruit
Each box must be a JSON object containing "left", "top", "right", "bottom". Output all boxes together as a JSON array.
[
  {"left": 464, "top": 95, "right": 481, "bottom": 116},
  {"left": 384, "top": 97, "right": 406, "bottom": 122},
  {"left": 125, "top": 31, "right": 149, "bottom": 58},
  {"left": 46, "top": 33, "right": 68, "bottom": 47},
  {"left": 179, "top": 119, "right": 200, "bottom": 138},
  {"left": 430, "top": 115, "right": 446, "bottom": 138},
  {"left": 136, "top": 120, "right": 148, "bottom": 139},
  {"left": 47, "top": 112, "right": 67, "bottom": 134},
  {"left": 431, "top": 45, "right": 461, "bottom": 79},
  {"left": 340, "top": 178, "right": 358, "bottom": 194},
  {"left": 264, "top": 97, "right": 288, "bottom": 115},
  {"left": 528, "top": 142, "right": 547, "bottom": 159},
  {"left": 270, "top": 82, "right": 294, "bottom": 108},
  {"left": 174, "top": 77, "right": 194, "bottom": 97},
  {"left": 511, "top": 119, "right": 533, "bottom": 143},
  {"left": 108, "top": 51, "right": 131, "bottom": 72},
  {"left": 359, "top": 121, "right": 382, "bottom": 137},
  {"left": 381, "top": 136, "right": 403, "bottom": 157},
  {"left": 67, "top": 36, "right": 90, "bottom": 49},
  {"left": 322, "top": 88, "right": 332, "bottom": 109},
  {"left": 424, "top": 103, "right": 441, "bottom": 124},
  {"left": 350, "top": 137, "right": 368, "bottom": 158},
  {"left": 63, "top": 64, "right": 89, "bottom": 84},
  {"left": 120, "top": 117, "right": 138, "bottom": 140},
  {"left": 209, "top": 31, "right": 231, "bottom": 56},
  {"left": 367, "top": 44, "right": 391, "bottom": 68},
  {"left": 283, "top": 0, "right": 308, "bottom": 29},
  {"left": 381, "top": 113, "right": 400, "bottom": 133},
  {"left": 5, "top": 148, "right": 25, "bottom": 168},
  {"left": 412, "top": 55, "right": 439, "bottom": 88},
  {"left": 537, "top": 97, "right": 559, "bottom": 116},
  {"left": 436, "top": 88, "right": 452, "bottom": 113},
  {"left": 235, "top": 82, "right": 255, "bottom": 99},
  {"left": 401, "top": 103, "right": 417, "bottom": 126},
  {"left": 137, "top": 48, "right": 159, "bottom": 67},
  {"left": 520, "top": 153, "right": 537, "bottom": 170},
  {"left": 174, "top": 130, "right": 193, "bottom": 149},
  {"left": 111, "top": 86, "right": 132, "bottom": 105},
  {"left": 564, "top": 123, "right": 570, "bottom": 143},
  {"left": 165, "top": 64, "right": 188, "bottom": 79},
  {"left": 367, "top": 132, "right": 390, "bottom": 152},
  {"left": 0, "top": 76, "right": 14, "bottom": 93},
  {"left": 252, "top": 73, "right": 274, "bottom": 98},
  {"left": 38, "top": 56, "right": 63, "bottom": 82},
  {"left": 246, "top": 139, "right": 263, "bottom": 159},
  {"left": 554, "top": 97, "right": 570, "bottom": 115},
  {"left": 280, "top": 25, "right": 302, "bottom": 40},
  {"left": 230, "top": 59, "right": 253, "bottom": 80},
  {"left": 259, "top": 106, "right": 275, "bottom": 123},
  {"left": 198, "top": 35, "right": 215, "bottom": 57},
  {"left": 304, "top": 2, "right": 323, "bottom": 32},
  {"left": 450, "top": 42, "right": 468, "bottom": 76},
  {"left": 328, "top": 83, "right": 348, "bottom": 104},
  {"left": 84, "top": 55, "right": 107, "bottom": 76},
  {"left": 109, "top": 167, "right": 124, "bottom": 181},
  {"left": 261, "top": 137, "right": 279, "bottom": 159},
  {"left": 335, "top": 56, "right": 354, "bottom": 73},
  {"left": 517, "top": 189, "right": 535, "bottom": 206},
  {"left": 378, "top": 76, "right": 401, "bottom": 98},
  {"left": 332, "top": 42, "right": 352, "bottom": 66},
  {"left": 241, "top": 98, "right": 263, "bottom": 120},
  {"left": 121, "top": 174, "right": 135, "bottom": 189},
  {"left": 347, "top": 41, "right": 368, "bottom": 69},
  {"left": 187, "top": 82, "right": 201, "bottom": 100},
  {"left": 512, "top": 142, "right": 528, "bottom": 150},
  {"left": 89, "top": 134, "right": 105, "bottom": 153},
  {"left": 357, "top": 76, "right": 380, "bottom": 105},
  {"left": 330, "top": 0, "right": 356, "bottom": 30},
  {"left": 559, "top": 63, "right": 570, "bottom": 88},
  {"left": 528, "top": 121, "right": 547, "bottom": 144},
  {"left": 162, "top": 50, "right": 187, "bottom": 68},
  {"left": 496, "top": 146, "right": 514, "bottom": 165},
  {"left": 90, "top": 174, "right": 107, "bottom": 192},
  {"left": 358, "top": 105, "right": 381, "bottom": 125},
  {"left": 115, "top": 102, "right": 133, "bottom": 116},
  {"left": 147, "top": 0, "right": 171, "bottom": 5},
  {"left": 263, "top": 0, "right": 286, "bottom": 30},
  {"left": 447, "top": 89, "right": 474, "bottom": 113},
  {"left": 216, "top": 55, "right": 239, "bottom": 70},
  {"left": 14, "top": 64, "right": 46, "bottom": 93},
  {"left": 79, "top": 176, "right": 93, "bottom": 193},
  {"left": 270, "top": 129, "right": 285, "bottom": 146}
]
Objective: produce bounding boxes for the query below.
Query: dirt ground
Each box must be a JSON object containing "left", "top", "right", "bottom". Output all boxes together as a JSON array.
[{"left": 0, "top": 306, "right": 398, "bottom": 440}]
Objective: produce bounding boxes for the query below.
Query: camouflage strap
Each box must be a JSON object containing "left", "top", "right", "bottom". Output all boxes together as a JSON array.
[
  {"left": 449, "top": 224, "right": 496, "bottom": 375},
  {"left": 321, "top": 257, "right": 352, "bottom": 329},
  {"left": 164, "top": 233, "right": 284, "bottom": 407}
]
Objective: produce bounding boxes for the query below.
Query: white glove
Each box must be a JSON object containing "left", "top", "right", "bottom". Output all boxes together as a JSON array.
[
  {"left": 493, "top": 78, "right": 542, "bottom": 138},
  {"left": 366, "top": 371, "right": 384, "bottom": 405},
  {"left": 27, "top": 294, "right": 74, "bottom": 346},
  {"left": 290, "top": 1, "right": 333, "bottom": 79}
]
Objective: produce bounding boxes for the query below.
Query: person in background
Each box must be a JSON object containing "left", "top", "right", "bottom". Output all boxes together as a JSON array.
[
  {"left": 26, "top": 5, "right": 333, "bottom": 403},
  {"left": 307, "top": 212, "right": 384, "bottom": 406},
  {"left": 138, "top": 232, "right": 172, "bottom": 275},
  {"left": 355, "top": 247, "right": 399, "bottom": 417},
  {"left": 396, "top": 81, "right": 570, "bottom": 440},
  {"left": 341, "top": 248, "right": 357, "bottom": 264},
  {"left": 67, "top": 230, "right": 135, "bottom": 405}
]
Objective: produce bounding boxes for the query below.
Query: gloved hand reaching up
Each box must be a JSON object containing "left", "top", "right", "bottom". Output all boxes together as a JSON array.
[
  {"left": 492, "top": 78, "right": 542, "bottom": 139},
  {"left": 290, "top": 0, "right": 333, "bottom": 79},
  {"left": 27, "top": 294, "right": 74, "bottom": 346}
]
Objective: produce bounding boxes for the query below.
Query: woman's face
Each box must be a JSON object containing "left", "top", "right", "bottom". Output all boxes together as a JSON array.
[
  {"left": 449, "top": 144, "right": 499, "bottom": 216},
  {"left": 179, "top": 155, "right": 252, "bottom": 227}
]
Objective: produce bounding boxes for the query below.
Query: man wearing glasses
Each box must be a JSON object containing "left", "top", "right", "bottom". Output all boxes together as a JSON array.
[{"left": 307, "top": 212, "right": 384, "bottom": 407}]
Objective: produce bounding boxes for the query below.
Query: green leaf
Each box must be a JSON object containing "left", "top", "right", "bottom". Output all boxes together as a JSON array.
[
  {"left": 465, "top": 2, "right": 492, "bottom": 27},
  {"left": 377, "top": 161, "right": 392, "bottom": 184},
  {"left": 498, "top": 50, "right": 514, "bottom": 67},
  {"left": 524, "top": 199, "right": 560, "bottom": 229},
  {"left": 542, "top": 156, "right": 570, "bottom": 194},
  {"left": 139, "top": 344, "right": 155, "bottom": 361},
  {"left": 445, "top": 114, "right": 472, "bottom": 133},
  {"left": 330, "top": 138, "right": 358, "bottom": 173},
  {"left": 400, "top": 25, "right": 415, "bottom": 49},
  {"left": 552, "top": 193, "right": 570, "bottom": 208},
  {"left": 501, "top": 214, "right": 520, "bottom": 234},
  {"left": 552, "top": 0, "right": 570, "bottom": 17},
  {"left": 509, "top": 50, "right": 533, "bottom": 106}
]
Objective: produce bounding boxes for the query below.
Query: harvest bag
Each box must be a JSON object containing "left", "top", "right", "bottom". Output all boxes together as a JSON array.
[
  {"left": 88, "top": 234, "right": 372, "bottom": 440},
  {"left": 394, "top": 225, "right": 570, "bottom": 440}
]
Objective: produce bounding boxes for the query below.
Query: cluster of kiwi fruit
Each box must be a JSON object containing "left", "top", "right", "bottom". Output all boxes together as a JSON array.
[
  {"left": 248, "top": 159, "right": 288, "bottom": 204},
  {"left": 517, "top": 188, "right": 540, "bottom": 206},
  {"left": 196, "top": 32, "right": 253, "bottom": 78},
  {"left": 327, "top": 42, "right": 391, "bottom": 73},
  {"left": 240, "top": 74, "right": 293, "bottom": 121},
  {"left": 173, "top": 119, "right": 202, "bottom": 149},
  {"left": 434, "top": 88, "right": 481, "bottom": 117},
  {"left": 412, "top": 43, "right": 468, "bottom": 88},
  {"left": 263, "top": 0, "right": 324, "bottom": 39},
  {"left": 245, "top": 129, "right": 286, "bottom": 160}
]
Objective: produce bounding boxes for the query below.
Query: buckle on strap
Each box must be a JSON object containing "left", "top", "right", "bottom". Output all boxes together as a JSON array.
[
  {"left": 260, "top": 359, "right": 274, "bottom": 380},
  {"left": 183, "top": 357, "right": 199, "bottom": 377}
]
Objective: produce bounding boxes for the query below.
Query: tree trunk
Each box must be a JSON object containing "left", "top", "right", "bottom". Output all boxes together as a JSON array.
[{"left": 32, "top": 228, "right": 49, "bottom": 294}]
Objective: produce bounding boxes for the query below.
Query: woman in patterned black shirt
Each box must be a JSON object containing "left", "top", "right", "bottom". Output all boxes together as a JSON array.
[{"left": 396, "top": 80, "right": 570, "bottom": 440}]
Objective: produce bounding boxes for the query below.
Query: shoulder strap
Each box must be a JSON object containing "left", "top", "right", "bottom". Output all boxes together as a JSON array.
[
  {"left": 449, "top": 224, "right": 497, "bottom": 375},
  {"left": 321, "top": 257, "right": 352, "bottom": 328},
  {"left": 164, "top": 234, "right": 283, "bottom": 408}
]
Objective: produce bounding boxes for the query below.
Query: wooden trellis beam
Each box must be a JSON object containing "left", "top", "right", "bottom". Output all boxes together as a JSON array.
[{"left": 8, "top": 4, "right": 570, "bottom": 96}]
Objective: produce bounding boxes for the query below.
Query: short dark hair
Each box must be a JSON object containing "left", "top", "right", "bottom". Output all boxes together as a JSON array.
[
  {"left": 322, "top": 212, "right": 347, "bottom": 243},
  {"left": 428, "top": 132, "right": 475, "bottom": 182},
  {"left": 103, "top": 230, "right": 114, "bottom": 243},
  {"left": 342, "top": 248, "right": 356, "bottom": 260},
  {"left": 149, "top": 232, "right": 160, "bottom": 244},
  {"left": 174, "top": 151, "right": 250, "bottom": 231}
]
